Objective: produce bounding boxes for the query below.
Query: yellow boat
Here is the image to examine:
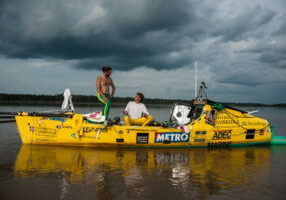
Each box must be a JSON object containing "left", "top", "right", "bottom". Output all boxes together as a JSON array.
[
  {"left": 14, "top": 99, "right": 274, "bottom": 148},
  {"left": 3, "top": 84, "right": 283, "bottom": 148}
]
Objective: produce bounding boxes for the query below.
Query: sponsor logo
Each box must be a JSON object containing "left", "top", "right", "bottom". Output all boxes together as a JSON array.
[
  {"left": 29, "top": 126, "right": 34, "bottom": 133},
  {"left": 241, "top": 121, "right": 247, "bottom": 126},
  {"left": 40, "top": 117, "right": 48, "bottom": 121},
  {"left": 194, "top": 139, "right": 205, "bottom": 142},
  {"left": 196, "top": 131, "right": 206, "bottom": 135},
  {"left": 155, "top": 132, "right": 189, "bottom": 143},
  {"left": 137, "top": 133, "right": 149, "bottom": 144},
  {"left": 61, "top": 125, "right": 72, "bottom": 129},
  {"left": 83, "top": 127, "right": 90, "bottom": 133},
  {"left": 32, "top": 127, "right": 57, "bottom": 137},
  {"left": 82, "top": 127, "right": 100, "bottom": 133},
  {"left": 212, "top": 130, "right": 232, "bottom": 140},
  {"left": 208, "top": 141, "right": 232, "bottom": 147},
  {"left": 49, "top": 117, "right": 67, "bottom": 123}
]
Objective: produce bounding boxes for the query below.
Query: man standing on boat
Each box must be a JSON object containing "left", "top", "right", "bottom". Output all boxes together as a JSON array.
[
  {"left": 123, "top": 92, "right": 152, "bottom": 126},
  {"left": 96, "top": 66, "right": 116, "bottom": 120}
]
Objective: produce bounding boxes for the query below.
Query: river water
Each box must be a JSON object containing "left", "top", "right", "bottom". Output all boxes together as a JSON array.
[{"left": 0, "top": 105, "right": 286, "bottom": 200}]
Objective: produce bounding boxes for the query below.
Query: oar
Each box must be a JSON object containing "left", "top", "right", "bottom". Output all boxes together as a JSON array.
[
  {"left": 0, "top": 119, "right": 16, "bottom": 123},
  {"left": 0, "top": 114, "right": 16, "bottom": 123},
  {"left": 0, "top": 111, "right": 73, "bottom": 118},
  {"left": 0, "top": 111, "right": 74, "bottom": 125},
  {"left": 0, "top": 111, "right": 73, "bottom": 124},
  {"left": 0, "top": 112, "right": 19, "bottom": 115},
  {"left": 96, "top": 122, "right": 110, "bottom": 139},
  {"left": 26, "top": 112, "right": 73, "bottom": 118},
  {"left": 95, "top": 117, "right": 120, "bottom": 139},
  {"left": 0, "top": 116, "right": 15, "bottom": 119}
]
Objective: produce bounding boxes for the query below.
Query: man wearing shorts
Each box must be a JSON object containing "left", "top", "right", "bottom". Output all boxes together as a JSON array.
[{"left": 96, "top": 66, "right": 116, "bottom": 120}]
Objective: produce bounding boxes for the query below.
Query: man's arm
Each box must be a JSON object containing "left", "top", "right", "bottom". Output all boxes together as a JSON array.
[
  {"left": 110, "top": 78, "right": 116, "bottom": 98},
  {"left": 142, "top": 104, "right": 149, "bottom": 117},
  {"left": 123, "top": 102, "right": 130, "bottom": 115},
  {"left": 96, "top": 77, "right": 106, "bottom": 101}
]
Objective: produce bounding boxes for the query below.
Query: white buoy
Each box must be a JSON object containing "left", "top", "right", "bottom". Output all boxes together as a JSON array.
[{"left": 61, "top": 88, "right": 75, "bottom": 111}]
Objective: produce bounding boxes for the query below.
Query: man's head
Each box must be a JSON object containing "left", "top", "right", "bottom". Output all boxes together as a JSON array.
[
  {"left": 135, "top": 92, "right": 144, "bottom": 103},
  {"left": 102, "top": 66, "right": 112, "bottom": 77}
]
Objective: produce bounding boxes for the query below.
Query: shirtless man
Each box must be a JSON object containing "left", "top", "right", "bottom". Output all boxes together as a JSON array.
[{"left": 96, "top": 66, "right": 116, "bottom": 120}]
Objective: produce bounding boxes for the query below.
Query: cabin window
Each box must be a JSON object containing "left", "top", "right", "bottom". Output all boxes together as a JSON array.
[
  {"left": 188, "top": 105, "right": 204, "bottom": 122},
  {"left": 246, "top": 129, "right": 255, "bottom": 139}
]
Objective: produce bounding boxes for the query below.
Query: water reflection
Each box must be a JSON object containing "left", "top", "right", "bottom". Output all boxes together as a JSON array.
[{"left": 14, "top": 145, "right": 272, "bottom": 199}]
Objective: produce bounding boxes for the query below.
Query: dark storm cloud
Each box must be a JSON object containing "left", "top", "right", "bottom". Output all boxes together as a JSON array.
[
  {"left": 219, "top": 73, "right": 264, "bottom": 87},
  {"left": 258, "top": 17, "right": 286, "bottom": 69},
  {"left": 239, "top": 18, "right": 286, "bottom": 70},
  {"left": 259, "top": 50, "right": 286, "bottom": 69},
  {"left": 211, "top": 6, "right": 276, "bottom": 42},
  {"left": 0, "top": 0, "right": 285, "bottom": 73},
  {"left": 74, "top": 52, "right": 192, "bottom": 71},
  {"left": 102, "top": 0, "right": 193, "bottom": 38},
  {"left": 0, "top": 0, "right": 201, "bottom": 70},
  {"left": 274, "top": 19, "right": 286, "bottom": 36}
]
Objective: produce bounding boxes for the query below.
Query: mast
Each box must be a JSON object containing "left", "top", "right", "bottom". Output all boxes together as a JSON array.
[
  {"left": 194, "top": 61, "right": 198, "bottom": 98},
  {"left": 193, "top": 61, "right": 208, "bottom": 104}
]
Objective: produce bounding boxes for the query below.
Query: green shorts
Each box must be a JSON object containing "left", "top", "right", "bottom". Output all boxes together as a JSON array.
[{"left": 97, "top": 93, "right": 110, "bottom": 120}]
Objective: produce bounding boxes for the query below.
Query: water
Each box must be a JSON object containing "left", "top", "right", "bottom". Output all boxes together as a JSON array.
[{"left": 0, "top": 105, "right": 286, "bottom": 200}]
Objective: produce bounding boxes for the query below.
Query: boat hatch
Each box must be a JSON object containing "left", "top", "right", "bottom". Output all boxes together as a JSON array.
[
  {"left": 169, "top": 103, "right": 205, "bottom": 125},
  {"left": 169, "top": 103, "right": 191, "bottom": 125},
  {"left": 246, "top": 129, "right": 255, "bottom": 139}
]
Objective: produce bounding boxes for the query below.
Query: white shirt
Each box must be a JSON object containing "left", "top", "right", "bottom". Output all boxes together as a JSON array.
[{"left": 124, "top": 101, "right": 149, "bottom": 119}]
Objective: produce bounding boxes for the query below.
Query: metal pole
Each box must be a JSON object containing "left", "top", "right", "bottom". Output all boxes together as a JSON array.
[{"left": 194, "top": 61, "right": 198, "bottom": 98}]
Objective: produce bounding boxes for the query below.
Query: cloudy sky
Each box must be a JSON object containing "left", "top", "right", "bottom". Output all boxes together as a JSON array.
[{"left": 0, "top": 0, "right": 285, "bottom": 103}]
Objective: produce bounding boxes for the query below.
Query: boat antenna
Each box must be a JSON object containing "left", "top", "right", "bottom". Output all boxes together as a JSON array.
[
  {"left": 193, "top": 61, "right": 208, "bottom": 104},
  {"left": 197, "top": 81, "right": 208, "bottom": 101},
  {"left": 194, "top": 61, "right": 198, "bottom": 98}
]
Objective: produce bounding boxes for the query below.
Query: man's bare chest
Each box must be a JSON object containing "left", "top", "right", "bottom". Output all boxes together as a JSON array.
[{"left": 101, "top": 78, "right": 111, "bottom": 86}]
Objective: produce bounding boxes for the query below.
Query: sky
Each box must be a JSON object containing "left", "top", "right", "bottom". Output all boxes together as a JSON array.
[{"left": 0, "top": 0, "right": 285, "bottom": 104}]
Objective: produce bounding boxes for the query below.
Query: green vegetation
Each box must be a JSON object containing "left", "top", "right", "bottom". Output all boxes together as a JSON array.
[
  {"left": 0, "top": 94, "right": 285, "bottom": 107},
  {"left": 0, "top": 93, "right": 189, "bottom": 106}
]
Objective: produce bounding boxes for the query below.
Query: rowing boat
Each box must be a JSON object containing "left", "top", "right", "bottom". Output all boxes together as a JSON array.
[
  {"left": 13, "top": 100, "right": 275, "bottom": 147},
  {"left": 2, "top": 84, "right": 285, "bottom": 147}
]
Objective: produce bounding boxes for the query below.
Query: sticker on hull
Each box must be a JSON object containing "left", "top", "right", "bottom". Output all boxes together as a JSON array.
[
  {"left": 212, "top": 130, "right": 232, "bottom": 140},
  {"left": 155, "top": 132, "right": 190, "bottom": 143},
  {"left": 136, "top": 133, "right": 149, "bottom": 144}
]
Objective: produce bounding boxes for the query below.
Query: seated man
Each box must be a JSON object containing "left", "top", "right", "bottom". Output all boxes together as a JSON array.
[{"left": 123, "top": 92, "right": 153, "bottom": 126}]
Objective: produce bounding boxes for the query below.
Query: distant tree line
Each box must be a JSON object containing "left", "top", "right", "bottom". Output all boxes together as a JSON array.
[
  {"left": 0, "top": 93, "right": 189, "bottom": 106},
  {"left": 0, "top": 93, "right": 285, "bottom": 107}
]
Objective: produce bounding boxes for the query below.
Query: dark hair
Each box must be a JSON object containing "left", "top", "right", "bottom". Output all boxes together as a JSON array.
[
  {"left": 137, "top": 92, "right": 144, "bottom": 102},
  {"left": 102, "top": 66, "right": 112, "bottom": 73}
]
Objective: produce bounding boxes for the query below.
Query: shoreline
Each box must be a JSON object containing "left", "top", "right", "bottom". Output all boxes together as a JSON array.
[
  {"left": 0, "top": 101, "right": 173, "bottom": 107},
  {"left": 0, "top": 94, "right": 285, "bottom": 107},
  {"left": 0, "top": 100, "right": 285, "bottom": 108}
]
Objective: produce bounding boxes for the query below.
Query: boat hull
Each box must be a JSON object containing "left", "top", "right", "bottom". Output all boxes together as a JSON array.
[{"left": 15, "top": 109, "right": 272, "bottom": 148}]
